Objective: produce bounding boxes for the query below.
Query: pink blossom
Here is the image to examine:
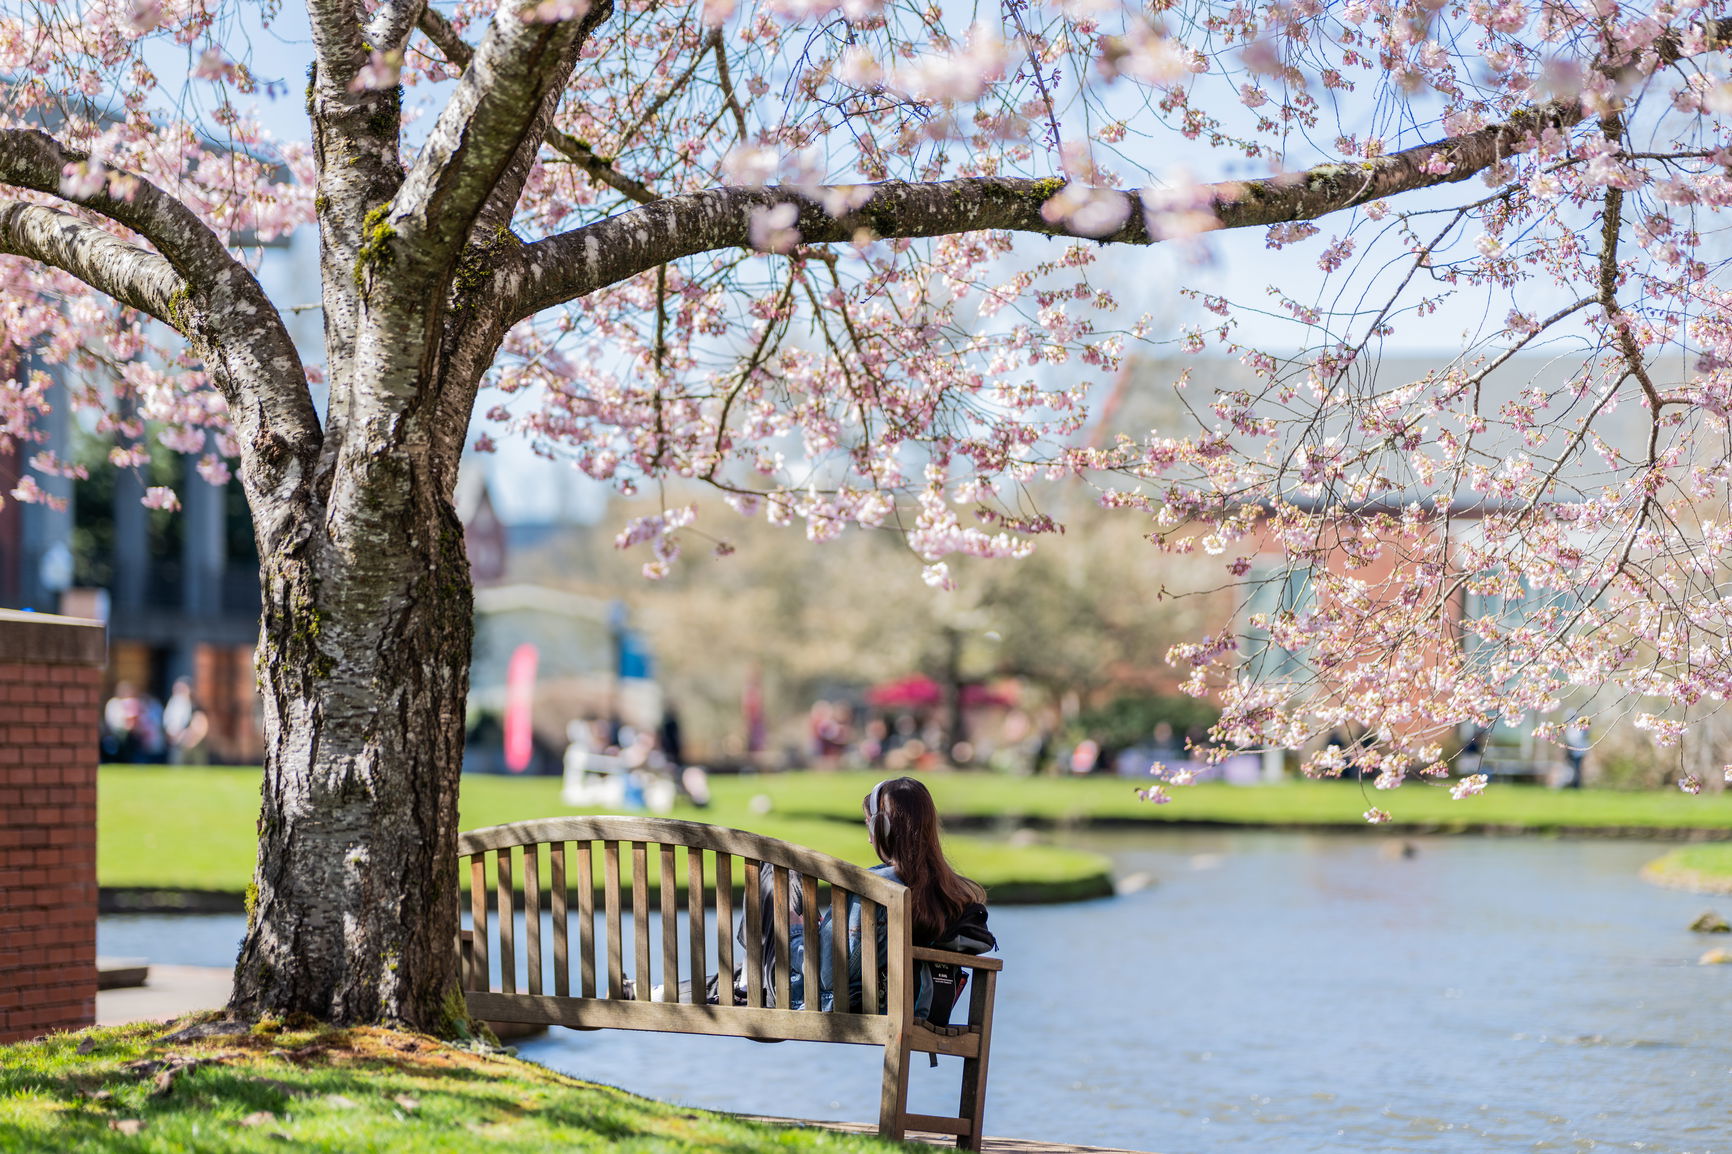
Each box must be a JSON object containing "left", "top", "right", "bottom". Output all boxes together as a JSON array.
[
  {"left": 747, "top": 203, "right": 800, "bottom": 253},
  {"left": 141, "top": 486, "right": 180, "bottom": 511},
  {"left": 1449, "top": 773, "right": 1488, "bottom": 799},
  {"left": 349, "top": 50, "right": 403, "bottom": 93}
]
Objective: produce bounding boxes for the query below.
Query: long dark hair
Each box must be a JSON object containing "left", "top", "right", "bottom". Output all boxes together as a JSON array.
[{"left": 865, "top": 777, "right": 985, "bottom": 939}]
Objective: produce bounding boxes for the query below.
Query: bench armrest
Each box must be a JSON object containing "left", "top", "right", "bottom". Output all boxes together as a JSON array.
[{"left": 911, "top": 945, "right": 1002, "bottom": 972}]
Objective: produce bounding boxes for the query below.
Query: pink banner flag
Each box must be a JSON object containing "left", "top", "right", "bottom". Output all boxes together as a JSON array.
[{"left": 504, "top": 643, "right": 539, "bottom": 774}]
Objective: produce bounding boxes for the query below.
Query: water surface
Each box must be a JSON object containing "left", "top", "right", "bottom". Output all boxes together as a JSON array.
[{"left": 517, "top": 831, "right": 1731, "bottom": 1153}]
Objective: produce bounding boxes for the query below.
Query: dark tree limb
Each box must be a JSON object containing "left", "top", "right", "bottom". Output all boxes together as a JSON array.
[
  {"left": 0, "top": 200, "right": 184, "bottom": 322},
  {"left": 0, "top": 129, "right": 285, "bottom": 300},
  {"left": 501, "top": 95, "right": 1611, "bottom": 320}
]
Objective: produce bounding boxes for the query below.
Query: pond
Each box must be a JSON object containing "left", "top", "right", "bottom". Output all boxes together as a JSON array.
[{"left": 100, "top": 831, "right": 1731, "bottom": 1154}]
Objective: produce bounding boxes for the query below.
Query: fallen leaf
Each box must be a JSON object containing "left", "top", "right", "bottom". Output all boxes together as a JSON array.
[
  {"left": 393, "top": 1095, "right": 420, "bottom": 1112},
  {"left": 151, "top": 1070, "right": 176, "bottom": 1097},
  {"left": 251, "top": 1077, "right": 303, "bottom": 1098},
  {"left": 239, "top": 1112, "right": 276, "bottom": 1127},
  {"left": 108, "top": 1119, "right": 145, "bottom": 1136},
  {"left": 323, "top": 1094, "right": 360, "bottom": 1109}
]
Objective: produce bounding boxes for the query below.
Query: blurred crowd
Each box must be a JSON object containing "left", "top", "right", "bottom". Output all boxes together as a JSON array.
[{"left": 101, "top": 678, "right": 210, "bottom": 764}]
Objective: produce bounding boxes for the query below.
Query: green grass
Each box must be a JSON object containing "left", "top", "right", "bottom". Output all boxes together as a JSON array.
[
  {"left": 0, "top": 1019, "right": 909, "bottom": 1153},
  {"left": 97, "top": 768, "right": 1113, "bottom": 903},
  {"left": 694, "top": 769, "right": 1732, "bottom": 832}
]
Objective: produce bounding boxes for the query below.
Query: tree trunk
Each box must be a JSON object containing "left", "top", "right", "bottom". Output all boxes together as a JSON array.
[{"left": 230, "top": 458, "right": 474, "bottom": 1030}]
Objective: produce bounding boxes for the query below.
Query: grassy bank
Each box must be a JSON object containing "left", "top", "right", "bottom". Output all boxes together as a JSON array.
[
  {"left": 97, "top": 767, "right": 1113, "bottom": 904},
  {"left": 0, "top": 1019, "right": 903, "bottom": 1153},
  {"left": 1642, "top": 844, "right": 1732, "bottom": 893}
]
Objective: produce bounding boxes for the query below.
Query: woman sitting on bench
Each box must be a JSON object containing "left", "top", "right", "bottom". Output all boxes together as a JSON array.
[{"left": 820, "top": 777, "right": 994, "bottom": 1020}]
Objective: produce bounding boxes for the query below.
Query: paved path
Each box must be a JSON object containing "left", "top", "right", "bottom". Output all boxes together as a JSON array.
[
  {"left": 747, "top": 1116, "right": 1155, "bottom": 1153},
  {"left": 96, "top": 965, "right": 231, "bottom": 1026}
]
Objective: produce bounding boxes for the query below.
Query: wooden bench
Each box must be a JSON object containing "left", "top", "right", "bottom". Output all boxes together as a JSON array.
[{"left": 457, "top": 816, "right": 1002, "bottom": 1149}]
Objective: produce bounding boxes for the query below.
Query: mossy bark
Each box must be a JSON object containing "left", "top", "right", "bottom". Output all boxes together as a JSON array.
[{"left": 232, "top": 469, "right": 474, "bottom": 1030}]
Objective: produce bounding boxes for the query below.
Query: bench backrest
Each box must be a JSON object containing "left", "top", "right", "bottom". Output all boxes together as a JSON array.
[{"left": 457, "top": 816, "right": 912, "bottom": 1044}]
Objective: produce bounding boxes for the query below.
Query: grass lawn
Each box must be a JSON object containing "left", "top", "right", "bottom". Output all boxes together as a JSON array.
[
  {"left": 101, "top": 765, "right": 1732, "bottom": 901},
  {"left": 0, "top": 1019, "right": 906, "bottom": 1153},
  {"left": 97, "top": 767, "right": 1113, "bottom": 902}
]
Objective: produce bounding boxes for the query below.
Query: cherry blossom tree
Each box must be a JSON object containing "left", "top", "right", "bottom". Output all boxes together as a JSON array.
[{"left": 3, "top": 0, "right": 1731, "bottom": 1026}]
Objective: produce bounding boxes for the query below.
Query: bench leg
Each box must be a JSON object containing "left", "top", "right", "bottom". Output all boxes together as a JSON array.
[
  {"left": 955, "top": 970, "right": 996, "bottom": 1151},
  {"left": 879, "top": 1025, "right": 911, "bottom": 1143}
]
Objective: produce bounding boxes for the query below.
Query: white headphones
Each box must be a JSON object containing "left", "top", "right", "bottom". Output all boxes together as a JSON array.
[{"left": 865, "top": 780, "right": 890, "bottom": 858}]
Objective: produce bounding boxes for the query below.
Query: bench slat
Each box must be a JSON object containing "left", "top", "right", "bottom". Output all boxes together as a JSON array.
[
  {"left": 715, "top": 852, "right": 735, "bottom": 1005},
  {"left": 861, "top": 900, "right": 880, "bottom": 1014},
  {"left": 900, "top": 1112, "right": 972, "bottom": 1138},
  {"left": 460, "top": 818, "right": 906, "bottom": 905},
  {"left": 879, "top": 898, "right": 913, "bottom": 1139},
  {"left": 632, "top": 842, "right": 650, "bottom": 1002},
  {"left": 466, "top": 990, "right": 892, "bottom": 1045},
  {"left": 659, "top": 845, "right": 678, "bottom": 1003},
  {"left": 686, "top": 848, "right": 706, "bottom": 1005},
  {"left": 830, "top": 886, "right": 849, "bottom": 1012},
  {"left": 743, "top": 860, "right": 763, "bottom": 1008},
  {"left": 496, "top": 849, "right": 516, "bottom": 995},
  {"left": 577, "top": 841, "right": 596, "bottom": 998},
  {"left": 801, "top": 874, "right": 820, "bottom": 1012},
  {"left": 551, "top": 842, "right": 569, "bottom": 998},
  {"left": 771, "top": 865, "right": 792, "bottom": 1010},
  {"left": 469, "top": 856, "right": 488, "bottom": 991},
  {"left": 524, "top": 843, "right": 543, "bottom": 997},
  {"left": 604, "top": 841, "right": 623, "bottom": 998},
  {"left": 907, "top": 1023, "right": 981, "bottom": 1059},
  {"left": 910, "top": 945, "right": 1002, "bottom": 972}
]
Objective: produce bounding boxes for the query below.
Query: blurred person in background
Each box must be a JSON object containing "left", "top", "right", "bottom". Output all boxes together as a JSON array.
[{"left": 163, "top": 677, "right": 211, "bottom": 765}]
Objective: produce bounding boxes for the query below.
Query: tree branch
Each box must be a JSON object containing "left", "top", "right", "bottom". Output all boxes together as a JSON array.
[
  {"left": 0, "top": 130, "right": 265, "bottom": 297},
  {"left": 0, "top": 200, "right": 184, "bottom": 323},
  {"left": 415, "top": 3, "right": 655, "bottom": 205},
  {"left": 503, "top": 95, "right": 1594, "bottom": 319},
  {"left": 388, "top": 0, "right": 609, "bottom": 279}
]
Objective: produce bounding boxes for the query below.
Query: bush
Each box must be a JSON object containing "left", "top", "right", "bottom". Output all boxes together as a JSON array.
[{"left": 1075, "top": 693, "right": 1221, "bottom": 753}]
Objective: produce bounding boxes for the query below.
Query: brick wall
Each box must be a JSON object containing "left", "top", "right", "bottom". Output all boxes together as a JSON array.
[{"left": 0, "top": 609, "right": 105, "bottom": 1044}]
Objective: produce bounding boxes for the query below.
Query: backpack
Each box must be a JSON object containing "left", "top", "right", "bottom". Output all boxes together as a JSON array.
[{"left": 919, "top": 902, "right": 996, "bottom": 1029}]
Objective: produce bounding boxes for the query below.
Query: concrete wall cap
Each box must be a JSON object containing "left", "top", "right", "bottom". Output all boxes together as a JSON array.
[{"left": 0, "top": 609, "right": 107, "bottom": 666}]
